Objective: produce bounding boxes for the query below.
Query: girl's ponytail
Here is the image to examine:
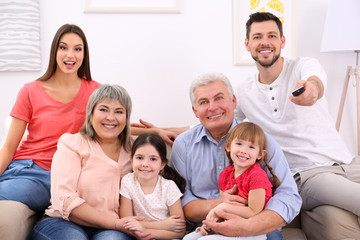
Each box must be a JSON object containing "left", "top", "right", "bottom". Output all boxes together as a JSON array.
[{"left": 161, "top": 165, "right": 186, "bottom": 193}]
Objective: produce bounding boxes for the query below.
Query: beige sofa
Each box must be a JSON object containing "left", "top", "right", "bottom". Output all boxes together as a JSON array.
[
  {"left": 3, "top": 151, "right": 359, "bottom": 240},
  {"left": 2, "top": 203, "right": 359, "bottom": 240},
  {"left": 281, "top": 157, "right": 360, "bottom": 240},
  {"left": 282, "top": 204, "right": 360, "bottom": 240},
  {"left": 0, "top": 201, "right": 37, "bottom": 240}
]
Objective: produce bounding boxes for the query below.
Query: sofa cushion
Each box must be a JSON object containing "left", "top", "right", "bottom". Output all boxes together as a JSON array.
[
  {"left": 302, "top": 205, "right": 360, "bottom": 240},
  {"left": 281, "top": 227, "right": 307, "bottom": 240},
  {"left": 0, "top": 200, "right": 37, "bottom": 240}
]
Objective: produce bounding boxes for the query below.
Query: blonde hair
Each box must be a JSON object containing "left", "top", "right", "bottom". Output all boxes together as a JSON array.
[{"left": 225, "top": 122, "right": 280, "bottom": 190}]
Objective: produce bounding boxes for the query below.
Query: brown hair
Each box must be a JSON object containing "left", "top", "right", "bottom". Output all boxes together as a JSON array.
[
  {"left": 131, "top": 133, "right": 186, "bottom": 193},
  {"left": 245, "top": 12, "right": 283, "bottom": 39},
  {"left": 225, "top": 122, "right": 280, "bottom": 190},
  {"left": 38, "top": 24, "right": 92, "bottom": 81}
]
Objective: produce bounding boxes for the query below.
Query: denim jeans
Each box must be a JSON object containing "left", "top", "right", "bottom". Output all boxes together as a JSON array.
[
  {"left": 267, "top": 230, "right": 283, "bottom": 240},
  {"left": 0, "top": 159, "right": 51, "bottom": 211},
  {"left": 31, "top": 217, "right": 134, "bottom": 240}
]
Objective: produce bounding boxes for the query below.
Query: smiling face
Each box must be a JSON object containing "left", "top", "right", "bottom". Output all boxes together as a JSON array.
[
  {"left": 56, "top": 32, "right": 84, "bottom": 74},
  {"left": 245, "top": 20, "right": 285, "bottom": 68},
  {"left": 132, "top": 143, "right": 165, "bottom": 183},
  {"left": 226, "top": 138, "right": 264, "bottom": 176},
  {"left": 192, "top": 80, "right": 236, "bottom": 141},
  {"left": 91, "top": 98, "right": 127, "bottom": 144}
]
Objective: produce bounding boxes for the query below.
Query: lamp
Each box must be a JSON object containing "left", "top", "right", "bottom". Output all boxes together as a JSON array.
[{"left": 320, "top": 0, "right": 360, "bottom": 155}]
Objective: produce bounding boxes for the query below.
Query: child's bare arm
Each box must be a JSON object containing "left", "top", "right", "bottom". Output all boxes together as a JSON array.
[
  {"left": 208, "top": 188, "right": 266, "bottom": 219},
  {"left": 140, "top": 199, "right": 186, "bottom": 239},
  {"left": 119, "top": 195, "right": 134, "bottom": 217},
  {"left": 246, "top": 188, "right": 266, "bottom": 216}
]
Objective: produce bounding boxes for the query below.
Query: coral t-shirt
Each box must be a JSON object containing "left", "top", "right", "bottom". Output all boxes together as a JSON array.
[{"left": 11, "top": 79, "right": 101, "bottom": 170}]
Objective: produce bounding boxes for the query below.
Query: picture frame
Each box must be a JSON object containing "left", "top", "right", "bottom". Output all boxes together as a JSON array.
[
  {"left": 232, "top": 0, "right": 297, "bottom": 66},
  {"left": 83, "top": 0, "right": 181, "bottom": 14},
  {"left": 0, "top": 0, "right": 41, "bottom": 71}
]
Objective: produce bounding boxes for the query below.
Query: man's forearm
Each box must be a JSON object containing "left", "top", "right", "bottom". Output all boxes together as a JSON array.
[
  {"left": 307, "top": 75, "right": 324, "bottom": 99},
  {"left": 183, "top": 198, "right": 221, "bottom": 223},
  {"left": 163, "top": 126, "right": 190, "bottom": 135},
  {"left": 242, "top": 210, "right": 286, "bottom": 236},
  {"left": 202, "top": 209, "right": 286, "bottom": 237}
]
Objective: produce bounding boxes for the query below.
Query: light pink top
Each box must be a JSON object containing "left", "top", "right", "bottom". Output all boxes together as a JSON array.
[{"left": 45, "top": 133, "right": 132, "bottom": 220}]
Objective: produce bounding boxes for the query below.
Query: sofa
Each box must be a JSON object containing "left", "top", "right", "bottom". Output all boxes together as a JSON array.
[
  {"left": 0, "top": 200, "right": 37, "bottom": 240},
  {"left": 281, "top": 204, "right": 360, "bottom": 240},
  {"left": 1, "top": 201, "right": 308, "bottom": 240},
  {"left": 2, "top": 151, "right": 359, "bottom": 240},
  {"left": 281, "top": 156, "right": 360, "bottom": 240},
  {"left": 2, "top": 202, "right": 359, "bottom": 240}
]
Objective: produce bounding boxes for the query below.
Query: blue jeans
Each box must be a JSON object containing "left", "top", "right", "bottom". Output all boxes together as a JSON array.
[
  {"left": 31, "top": 217, "right": 134, "bottom": 240},
  {"left": 267, "top": 230, "right": 283, "bottom": 240},
  {"left": 0, "top": 159, "right": 51, "bottom": 211}
]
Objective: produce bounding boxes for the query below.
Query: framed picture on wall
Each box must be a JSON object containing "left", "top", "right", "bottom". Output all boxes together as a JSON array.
[
  {"left": 83, "top": 0, "right": 181, "bottom": 13},
  {"left": 0, "top": 0, "right": 41, "bottom": 71},
  {"left": 232, "top": 0, "right": 297, "bottom": 66}
]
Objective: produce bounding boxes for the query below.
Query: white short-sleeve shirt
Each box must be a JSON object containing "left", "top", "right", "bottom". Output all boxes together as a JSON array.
[
  {"left": 234, "top": 57, "right": 353, "bottom": 173},
  {"left": 120, "top": 172, "right": 183, "bottom": 221}
]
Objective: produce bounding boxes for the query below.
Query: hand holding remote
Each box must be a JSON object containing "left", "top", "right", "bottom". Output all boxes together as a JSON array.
[{"left": 292, "top": 86, "right": 305, "bottom": 96}]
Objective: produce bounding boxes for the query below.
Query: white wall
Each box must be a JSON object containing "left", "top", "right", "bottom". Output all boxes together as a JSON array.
[{"left": 0, "top": 0, "right": 357, "bottom": 156}]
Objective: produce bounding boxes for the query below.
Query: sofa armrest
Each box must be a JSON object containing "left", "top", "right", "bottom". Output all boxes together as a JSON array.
[{"left": 0, "top": 200, "right": 37, "bottom": 240}]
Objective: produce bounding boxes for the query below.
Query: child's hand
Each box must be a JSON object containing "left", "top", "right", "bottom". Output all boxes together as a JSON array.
[
  {"left": 205, "top": 203, "right": 227, "bottom": 222},
  {"left": 221, "top": 185, "right": 247, "bottom": 206},
  {"left": 162, "top": 215, "right": 186, "bottom": 232},
  {"left": 133, "top": 231, "right": 156, "bottom": 240},
  {"left": 123, "top": 218, "right": 144, "bottom": 232},
  {"left": 205, "top": 208, "right": 220, "bottom": 222},
  {"left": 195, "top": 224, "right": 211, "bottom": 236}
]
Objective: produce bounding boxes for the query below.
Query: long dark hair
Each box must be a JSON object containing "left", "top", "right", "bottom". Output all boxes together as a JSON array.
[
  {"left": 131, "top": 133, "right": 186, "bottom": 193},
  {"left": 225, "top": 122, "right": 280, "bottom": 191},
  {"left": 38, "top": 24, "right": 92, "bottom": 81}
]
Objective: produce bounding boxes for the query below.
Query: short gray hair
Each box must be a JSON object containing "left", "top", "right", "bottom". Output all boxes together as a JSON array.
[
  {"left": 189, "top": 72, "right": 234, "bottom": 109},
  {"left": 80, "top": 84, "right": 132, "bottom": 152}
]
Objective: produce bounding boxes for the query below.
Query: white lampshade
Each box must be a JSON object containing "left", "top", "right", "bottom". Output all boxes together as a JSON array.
[{"left": 321, "top": 0, "right": 360, "bottom": 52}]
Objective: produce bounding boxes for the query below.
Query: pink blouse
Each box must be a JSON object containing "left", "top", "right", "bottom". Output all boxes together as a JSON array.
[{"left": 45, "top": 133, "right": 132, "bottom": 220}]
